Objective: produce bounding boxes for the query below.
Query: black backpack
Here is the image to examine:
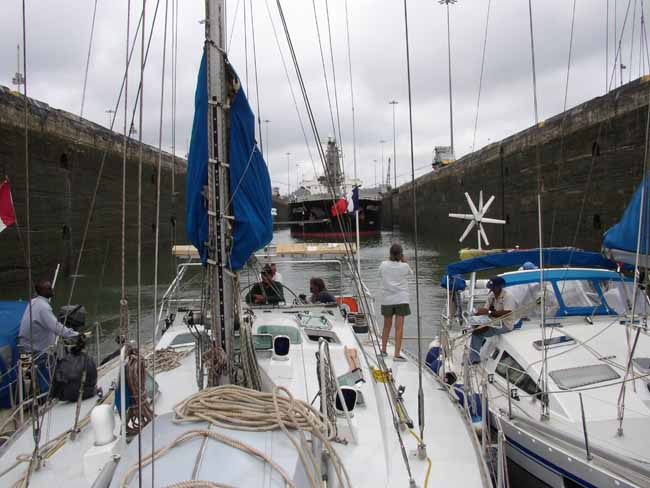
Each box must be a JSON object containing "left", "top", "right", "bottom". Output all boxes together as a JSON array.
[{"left": 52, "top": 351, "right": 97, "bottom": 402}]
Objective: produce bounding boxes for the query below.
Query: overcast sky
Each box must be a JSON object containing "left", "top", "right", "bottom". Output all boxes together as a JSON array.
[{"left": 1, "top": 0, "right": 645, "bottom": 192}]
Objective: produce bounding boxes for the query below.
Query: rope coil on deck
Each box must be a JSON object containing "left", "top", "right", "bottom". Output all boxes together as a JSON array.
[
  {"left": 144, "top": 347, "right": 193, "bottom": 373},
  {"left": 126, "top": 347, "right": 153, "bottom": 436},
  {"left": 148, "top": 385, "right": 353, "bottom": 488}
]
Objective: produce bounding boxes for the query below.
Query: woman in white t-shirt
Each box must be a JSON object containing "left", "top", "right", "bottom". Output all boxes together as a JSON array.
[{"left": 379, "top": 243, "right": 413, "bottom": 361}]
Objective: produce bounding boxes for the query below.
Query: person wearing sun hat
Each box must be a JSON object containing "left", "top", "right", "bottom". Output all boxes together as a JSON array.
[{"left": 468, "top": 276, "right": 516, "bottom": 364}]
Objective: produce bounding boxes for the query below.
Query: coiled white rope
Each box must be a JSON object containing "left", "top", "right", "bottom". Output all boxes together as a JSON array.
[{"left": 119, "top": 385, "right": 351, "bottom": 487}]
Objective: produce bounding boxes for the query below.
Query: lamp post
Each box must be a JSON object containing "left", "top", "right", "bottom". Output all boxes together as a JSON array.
[
  {"left": 389, "top": 100, "right": 398, "bottom": 188},
  {"left": 263, "top": 119, "right": 271, "bottom": 158},
  {"left": 440, "top": 0, "right": 457, "bottom": 159},
  {"left": 379, "top": 140, "right": 386, "bottom": 189},
  {"left": 373, "top": 159, "right": 378, "bottom": 188},
  {"left": 286, "top": 152, "right": 291, "bottom": 196},
  {"left": 105, "top": 109, "right": 116, "bottom": 129}
]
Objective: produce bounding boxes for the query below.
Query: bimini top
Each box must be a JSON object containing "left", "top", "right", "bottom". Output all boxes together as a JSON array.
[
  {"left": 444, "top": 247, "right": 621, "bottom": 278},
  {"left": 603, "top": 177, "right": 650, "bottom": 267},
  {"left": 499, "top": 268, "right": 626, "bottom": 287}
]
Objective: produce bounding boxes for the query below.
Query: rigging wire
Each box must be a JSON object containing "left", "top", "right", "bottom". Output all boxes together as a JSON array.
[
  {"left": 402, "top": 0, "right": 426, "bottom": 456},
  {"left": 323, "top": 0, "right": 345, "bottom": 178},
  {"left": 136, "top": 0, "right": 147, "bottom": 482},
  {"left": 527, "top": 0, "right": 550, "bottom": 420},
  {"left": 249, "top": 0, "right": 264, "bottom": 149},
  {"left": 607, "top": 1, "right": 633, "bottom": 92},
  {"left": 121, "top": 0, "right": 132, "bottom": 344},
  {"left": 616, "top": 52, "right": 650, "bottom": 436},
  {"left": 273, "top": 4, "right": 415, "bottom": 480},
  {"left": 471, "top": 0, "right": 491, "bottom": 153},
  {"left": 19, "top": 1, "right": 43, "bottom": 484},
  {"left": 243, "top": 0, "right": 249, "bottom": 93},
  {"left": 343, "top": 0, "right": 360, "bottom": 274},
  {"left": 263, "top": 0, "right": 316, "bottom": 169},
  {"left": 79, "top": 0, "right": 99, "bottom": 119},
  {"left": 607, "top": 0, "right": 610, "bottom": 93},
  {"left": 171, "top": 0, "right": 179, "bottom": 197},
  {"left": 630, "top": 0, "right": 638, "bottom": 83},
  {"left": 227, "top": 0, "right": 241, "bottom": 53},
  {"left": 311, "top": 0, "right": 338, "bottom": 137},
  {"left": 548, "top": 0, "right": 577, "bottom": 247},
  {"left": 150, "top": 0, "right": 170, "bottom": 484}
]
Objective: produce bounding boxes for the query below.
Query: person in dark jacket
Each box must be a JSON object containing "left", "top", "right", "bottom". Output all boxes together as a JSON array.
[
  {"left": 246, "top": 265, "right": 284, "bottom": 305},
  {"left": 309, "top": 277, "right": 336, "bottom": 304}
]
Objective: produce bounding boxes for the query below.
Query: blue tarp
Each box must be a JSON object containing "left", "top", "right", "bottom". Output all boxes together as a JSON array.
[
  {"left": 186, "top": 52, "right": 272, "bottom": 269},
  {"left": 229, "top": 73, "right": 273, "bottom": 270},
  {"left": 186, "top": 52, "right": 210, "bottom": 263},
  {"left": 443, "top": 247, "right": 621, "bottom": 279},
  {"left": 603, "top": 178, "right": 650, "bottom": 255},
  {"left": 0, "top": 300, "right": 27, "bottom": 408}
]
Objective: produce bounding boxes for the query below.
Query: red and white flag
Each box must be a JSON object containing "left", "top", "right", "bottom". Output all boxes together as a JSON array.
[{"left": 0, "top": 180, "right": 16, "bottom": 233}]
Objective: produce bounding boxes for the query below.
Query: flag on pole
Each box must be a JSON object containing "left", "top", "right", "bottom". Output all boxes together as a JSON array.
[{"left": 0, "top": 180, "right": 16, "bottom": 233}]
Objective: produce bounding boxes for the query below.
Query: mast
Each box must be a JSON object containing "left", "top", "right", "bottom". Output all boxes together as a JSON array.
[{"left": 205, "top": 0, "right": 234, "bottom": 385}]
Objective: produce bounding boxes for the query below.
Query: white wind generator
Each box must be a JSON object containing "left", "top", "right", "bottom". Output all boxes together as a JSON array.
[
  {"left": 449, "top": 191, "right": 505, "bottom": 311},
  {"left": 449, "top": 191, "right": 505, "bottom": 251}
]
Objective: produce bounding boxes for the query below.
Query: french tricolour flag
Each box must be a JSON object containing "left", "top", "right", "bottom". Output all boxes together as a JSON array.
[{"left": 0, "top": 180, "right": 16, "bottom": 233}]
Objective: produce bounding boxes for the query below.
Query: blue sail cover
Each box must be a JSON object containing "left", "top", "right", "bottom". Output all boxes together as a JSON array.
[
  {"left": 186, "top": 52, "right": 272, "bottom": 269},
  {"left": 229, "top": 76, "right": 273, "bottom": 269},
  {"left": 0, "top": 300, "right": 27, "bottom": 408},
  {"left": 443, "top": 247, "right": 621, "bottom": 282},
  {"left": 603, "top": 177, "right": 650, "bottom": 265},
  {"left": 186, "top": 52, "right": 210, "bottom": 263}
]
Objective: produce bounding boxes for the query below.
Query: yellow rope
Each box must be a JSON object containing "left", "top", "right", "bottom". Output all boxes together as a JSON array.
[{"left": 408, "top": 429, "right": 432, "bottom": 488}]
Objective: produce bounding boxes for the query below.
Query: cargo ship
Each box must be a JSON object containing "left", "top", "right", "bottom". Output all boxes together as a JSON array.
[{"left": 289, "top": 138, "right": 382, "bottom": 238}]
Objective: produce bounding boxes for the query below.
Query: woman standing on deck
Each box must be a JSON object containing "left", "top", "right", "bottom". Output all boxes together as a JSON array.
[{"left": 379, "top": 243, "right": 412, "bottom": 361}]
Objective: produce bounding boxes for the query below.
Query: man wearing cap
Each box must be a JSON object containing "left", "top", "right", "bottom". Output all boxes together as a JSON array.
[
  {"left": 469, "top": 276, "right": 516, "bottom": 364},
  {"left": 246, "top": 265, "right": 284, "bottom": 305}
]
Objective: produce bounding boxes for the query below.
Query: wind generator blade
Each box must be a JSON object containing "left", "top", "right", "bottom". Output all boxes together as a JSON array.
[
  {"left": 448, "top": 213, "right": 475, "bottom": 220},
  {"left": 479, "top": 224, "right": 490, "bottom": 247},
  {"left": 482, "top": 195, "right": 496, "bottom": 214},
  {"left": 481, "top": 217, "right": 507, "bottom": 225},
  {"left": 465, "top": 192, "right": 480, "bottom": 219},
  {"left": 459, "top": 220, "right": 476, "bottom": 242},
  {"left": 479, "top": 190, "right": 484, "bottom": 212}
]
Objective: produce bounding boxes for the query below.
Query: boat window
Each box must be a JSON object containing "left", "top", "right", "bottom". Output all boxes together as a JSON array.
[
  {"left": 532, "top": 335, "right": 575, "bottom": 350},
  {"left": 495, "top": 351, "right": 541, "bottom": 396},
  {"left": 253, "top": 334, "right": 273, "bottom": 350},
  {"left": 508, "top": 282, "right": 559, "bottom": 318},
  {"left": 550, "top": 364, "right": 620, "bottom": 390},
  {"left": 256, "top": 325, "right": 302, "bottom": 344},
  {"left": 169, "top": 332, "right": 196, "bottom": 347},
  {"left": 304, "top": 328, "right": 340, "bottom": 344},
  {"left": 633, "top": 357, "right": 650, "bottom": 374},
  {"left": 557, "top": 280, "right": 601, "bottom": 308}
]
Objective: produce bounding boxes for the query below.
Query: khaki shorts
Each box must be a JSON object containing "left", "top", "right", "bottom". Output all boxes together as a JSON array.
[{"left": 381, "top": 303, "right": 411, "bottom": 317}]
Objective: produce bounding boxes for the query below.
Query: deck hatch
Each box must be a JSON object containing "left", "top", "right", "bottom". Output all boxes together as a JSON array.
[{"left": 550, "top": 364, "right": 620, "bottom": 390}]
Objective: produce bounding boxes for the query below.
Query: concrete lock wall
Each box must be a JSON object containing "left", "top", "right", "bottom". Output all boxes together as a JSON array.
[
  {"left": 384, "top": 77, "right": 650, "bottom": 252},
  {"left": 0, "top": 86, "right": 187, "bottom": 288}
]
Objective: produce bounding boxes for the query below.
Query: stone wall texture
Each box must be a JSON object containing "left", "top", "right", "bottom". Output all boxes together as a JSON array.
[
  {"left": 383, "top": 77, "right": 650, "bottom": 253},
  {"left": 0, "top": 86, "right": 187, "bottom": 288}
]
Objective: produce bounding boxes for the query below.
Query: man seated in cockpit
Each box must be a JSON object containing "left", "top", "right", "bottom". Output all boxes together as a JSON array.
[
  {"left": 469, "top": 276, "right": 516, "bottom": 364},
  {"left": 246, "top": 265, "right": 284, "bottom": 305}
]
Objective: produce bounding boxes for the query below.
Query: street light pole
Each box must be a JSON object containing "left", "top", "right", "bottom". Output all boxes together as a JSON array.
[
  {"left": 440, "top": 0, "right": 457, "bottom": 158},
  {"left": 105, "top": 109, "right": 116, "bottom": 129},
  {"left": 389, "top": 100, "right": 398, "bottom": 188},
  {"left": 373, "top": 159, "right": 378, "bottom": 188},
  {"left": 263, "top": 119, "right": 271, "bottom": 158},
  {"left": 286, "top": 152, "right": 291, "bottom": 196},
  {"left": 379, "top": 140, "right": 386, "bottom": 188}
]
